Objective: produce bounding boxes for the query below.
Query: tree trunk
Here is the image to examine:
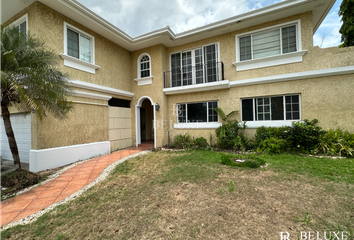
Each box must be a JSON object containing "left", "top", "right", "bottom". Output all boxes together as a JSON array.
[{"left": 1, "top": 105, "right": 22, "bottom": 170}]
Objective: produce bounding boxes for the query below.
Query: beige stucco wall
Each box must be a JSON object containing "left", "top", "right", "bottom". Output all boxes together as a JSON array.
[
  {"left": 166, "top": 74, "right": 354, "bottom": 143},
  {"left": 131, "top": 44, "right": 168, "bottom": 147},
  {"left": 108, "top": 107, "right": 132, "bottom": 151}
]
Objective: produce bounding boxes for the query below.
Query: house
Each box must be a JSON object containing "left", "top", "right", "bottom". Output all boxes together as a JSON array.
[{"left": 1, "top": 0, "right": 353, "bottom": 172}]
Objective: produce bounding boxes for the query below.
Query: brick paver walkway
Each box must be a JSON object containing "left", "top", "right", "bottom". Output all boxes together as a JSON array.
[{"left": 0, "top": 142, "right": 153, "bottom": 227}]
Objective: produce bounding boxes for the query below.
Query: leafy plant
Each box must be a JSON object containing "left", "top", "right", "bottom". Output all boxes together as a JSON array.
[
  {"left": 216, "top": 120, "right": 247, "bottom": 150},
  {"left": 213, "top": 107, "right": 238, "bottom": 122},
  {"left": 173, "top": 133, "right": 193, "bottom": 149},
  {"left": 257, "top": 137, "right": 289, "bottom": 153},
  {"left": 194, "top": 137, "right": 208, "bottom": 149}
]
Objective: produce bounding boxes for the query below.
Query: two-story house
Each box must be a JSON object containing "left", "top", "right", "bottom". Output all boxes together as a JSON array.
[{"left": 1, "top": 0, "right": 354, "bottom": 172}]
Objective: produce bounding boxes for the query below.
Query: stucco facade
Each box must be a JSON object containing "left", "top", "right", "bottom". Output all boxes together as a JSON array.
[{"left": 2, "top": 0, "right": 353, "bottom": 171}]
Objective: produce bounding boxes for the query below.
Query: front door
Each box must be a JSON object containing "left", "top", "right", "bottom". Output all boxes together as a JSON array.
[{"left": 140, "top": 108, "right": 146, "bottom": 142}]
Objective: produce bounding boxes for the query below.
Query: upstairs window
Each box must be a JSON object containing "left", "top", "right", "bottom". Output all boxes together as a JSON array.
[
  {"left": 139, "top": 55, "right": 150, "bottom": 78},
  {"left": 64, "top": 22, "right": 95, "bottom": 64},
  {"left": 170, "top": 43, "right": 220, "bottom": 87},
  {"left": 11, "top": 14, "right": 28, "bottom": 35},
  {"left": 241, "top": 95, "right": 300, "bottom": 121},
  {"left": 67, "top": 28, "right": 92, "bottom": 63},
  {"left": 239, "top": 25, "right": 297, "bottom": 61}
]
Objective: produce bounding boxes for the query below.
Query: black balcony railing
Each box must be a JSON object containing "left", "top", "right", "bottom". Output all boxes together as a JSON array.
[{"left": 164, "top": 61, "right": 224, "bottom": 88}]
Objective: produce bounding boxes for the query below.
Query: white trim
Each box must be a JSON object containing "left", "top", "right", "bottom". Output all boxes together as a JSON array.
[
  {"left": 29, "top": 141, "right": 110, "bottom": 172},
  {"left": 9, "top": 14, "right": 28, "bottom": 34},
  {"left": 230, "top": 65, "right": 354, "bottom": 87},
  {"left": 59, "top": 53, "right": 100, "bottom": 74},
  {"left": 233, "top": 50, "right": 307, "bottom": 71},
  {"left": 164, "top": 80, "right": 230, "bottom": 95},
  {"left": 235, "top": 20, "right": 303, "bottom": 70},
  {"left": 243, "top": 120, "right": 299, "bottom": 128},
  {"left": 135, "top": 96, "right": 156, "bottom": 148},
  {"left": 72, "top": 101, "right": 108, "bottom": 107},
  {"left": 134, "top": 76, "right": 154, "bottom": 86},
  {"left": 68, "top": 79, "right": 134, "bottom": 98},
  {"left": 137, "top": 53, "right": 152, "bottom": 78},
  {"left": 174, "top": 122, "right": 222, "bottom": 129},
  {"left": 63, "top": 22, "right": 97, "bottom": 73},
  {"left": 73, "top": 90, "right": 111, "bottom": 100}
]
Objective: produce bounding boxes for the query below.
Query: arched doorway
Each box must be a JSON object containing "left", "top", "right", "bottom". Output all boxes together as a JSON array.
[{"left": 135, "top": 96, "right": 156, "bottom": 148}]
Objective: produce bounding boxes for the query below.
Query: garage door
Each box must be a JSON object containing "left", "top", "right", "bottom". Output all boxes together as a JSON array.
[{"left": 1, "top": 113, "right": 31, "bottom": 163}]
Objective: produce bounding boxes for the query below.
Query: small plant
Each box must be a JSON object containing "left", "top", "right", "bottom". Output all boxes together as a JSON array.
[
  {"left": 257, "top": 137, "right": 289, "bottom": 153},
  {"left": 216, "top": 120, "right": 247, "bottom": 150},
  {"left": 220, "top": 154, "right": 265, "bottom": 168},
  {"left": 213, "top": 107, "right": 238, "bottom": 122},
  {"left": 174, "top": 133, "right": 193, "bottom": 149},
  {"left": 194, "top": 137, "right": 208, "bottom": 149},
  {"left": 228, "top": 181, "right": 235, "bottom": 192}
]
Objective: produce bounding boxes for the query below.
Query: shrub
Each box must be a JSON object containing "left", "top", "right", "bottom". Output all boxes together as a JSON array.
[
  {"left": 194, "top": 137, "right": 208, "bottom": 149},
  {"left": 174, "top": 133, "right": 193, "bottom": 149},
  {"left": 317, "top": 129, "right": 354, "bottom": 157},
  {"left": 255, "top": 126, "right": 288, "bottom": 145},
  {"left": 216, "top": 120, "right": 247, "bottom": 150},
  {"left": 257, "top": 137, "right": 289, "bottom": 153},
  {"left": 285, "top": 119, "right": 326, "bottom": 152}
]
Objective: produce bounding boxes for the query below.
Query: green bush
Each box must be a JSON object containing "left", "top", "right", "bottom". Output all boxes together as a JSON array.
[
  {"left": 216, "top": 120, "right": 248, "bottom": 150},
  {"left": 257, "top": 137, "right": 289, "bottom": 153},
  {"left": 194, "top": 137, "right": 208, "bottom": 149},
  {"left": 317, "top": 129, "right": 354, "bottom": 157},
  {"left": 285, "top": 119, "right": 326, "bottom": 152},
  {"left": 220, "top": 154, "right": 265, "bottom": 168},
  {"left": 174, "top": 133, "right": 193, "bottom": 149},
  {"left": 255, "top": 126, "right": 288, "bottom": 145}
]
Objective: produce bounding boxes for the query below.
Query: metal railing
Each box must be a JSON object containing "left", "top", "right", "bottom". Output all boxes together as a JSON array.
[{"left": 163, "top": 61, "right": 224, "bottom": 88}]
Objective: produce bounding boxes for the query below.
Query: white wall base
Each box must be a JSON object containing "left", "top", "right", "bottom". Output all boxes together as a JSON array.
[{"left": 29, "top": 141, "right": 110, "bottom": 172}]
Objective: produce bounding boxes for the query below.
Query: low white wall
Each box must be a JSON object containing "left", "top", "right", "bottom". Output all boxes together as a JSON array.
[{"left": 29, "top": 141, "right": 110, "bottom": 172}]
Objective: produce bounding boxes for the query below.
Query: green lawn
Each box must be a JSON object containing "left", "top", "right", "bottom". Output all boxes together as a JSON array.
[{"left": 2, "top": 150, "right": 353, "bottom": 240}]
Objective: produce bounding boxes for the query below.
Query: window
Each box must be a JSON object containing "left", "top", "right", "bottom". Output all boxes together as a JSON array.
[
  {"left": 139, "top": 55, "right": 150, "bottom": 78},
  {"left": 177, "top": 101, "right": 218, "bottom": 123},
  {"left": 241, "top": 95, "right": 300, "bottom": 121},
  {"left": 67, "top": 28, "right": 92, "bottom": 63},
  {"left": 233, "top": 20, "right": 305, "bottom": 71},
  {"left": 61, "top": 22, "right": 99, "bottom": 74},
  {"left": 108, "top": 98, "right": 130, "bottom": 108},
  {"left": 170, "top": 43, "right": 220, "bottom": 87},
  {"left": 10, "top": 14, "right": 28, "bottom": 35},
  {"left": 239, "top": 25, "right": 297, "bottom": 61}
]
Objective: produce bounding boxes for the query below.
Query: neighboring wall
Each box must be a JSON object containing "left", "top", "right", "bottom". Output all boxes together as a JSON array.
[
  {"left": 4, "top": 2, "right": 134, "bottom": 150},
  {"left": 108, "top": 107, "right": 132, "bottom": 152}
]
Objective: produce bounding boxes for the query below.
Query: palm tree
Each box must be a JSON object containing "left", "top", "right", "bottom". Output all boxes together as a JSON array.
[{"left": 1, "top": 26, "right": 72, "bottom": 170}]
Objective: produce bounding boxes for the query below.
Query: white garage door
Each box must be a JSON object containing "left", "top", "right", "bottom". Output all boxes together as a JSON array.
[{"left": 1, "top": 113, "right": 31, "bottom": 163}]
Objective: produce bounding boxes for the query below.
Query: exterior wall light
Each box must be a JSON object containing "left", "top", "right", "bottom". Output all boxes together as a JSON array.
[{"left": 155, "top": 103, "right": 160, "bottom": 111}]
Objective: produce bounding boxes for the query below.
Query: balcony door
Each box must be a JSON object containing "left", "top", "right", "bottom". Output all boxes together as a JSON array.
[{"left": 171, "top": 43, "right": 219, "bottom": 87}]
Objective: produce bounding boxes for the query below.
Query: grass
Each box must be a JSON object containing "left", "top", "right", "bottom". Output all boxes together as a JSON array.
[{"left": 2, "top": 150, "right": 353, "bottom": 240}]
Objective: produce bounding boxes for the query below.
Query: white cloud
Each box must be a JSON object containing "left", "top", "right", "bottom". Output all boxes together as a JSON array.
[{"left": 77, "top": 0, "right": 342, "bottom": 47}]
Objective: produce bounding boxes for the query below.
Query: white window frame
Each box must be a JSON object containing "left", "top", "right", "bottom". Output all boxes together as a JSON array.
[
  {"left": 240, "top": 94, "right": 302, "bottom": 128},
  {"left": 174, "top": 101, "right": 221, "bottom": 129},
  {"left": 134, "top": 53, "right": 154, "bottom": 86},
  {"left": 9, "top": 14, "right": 28, "bottom": 34},
  {"left": 59, "top": 22, "right": 100, "bottom": 74},
  {"left": 169, "top": 42, "right": 221, "bottom": 87},
  {"left": 233, "top": 20, "right": 307, "bottom": 71}
]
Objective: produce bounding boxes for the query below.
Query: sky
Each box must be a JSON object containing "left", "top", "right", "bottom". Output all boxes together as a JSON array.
[{"left": 77, "top": 0, "right": 343, "bottom": 48}]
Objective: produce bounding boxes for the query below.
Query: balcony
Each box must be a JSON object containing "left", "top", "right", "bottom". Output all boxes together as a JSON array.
[
  {"left": 164, "top": 61, "right": 224, "bottom": 88},
  {"left": 163, "top": 62, "right": 229, "bottom": 95}
]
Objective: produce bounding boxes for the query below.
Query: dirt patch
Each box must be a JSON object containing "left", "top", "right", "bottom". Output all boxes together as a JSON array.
[{"left": 1, "top": 169, "right": 44, "bottom": 197}]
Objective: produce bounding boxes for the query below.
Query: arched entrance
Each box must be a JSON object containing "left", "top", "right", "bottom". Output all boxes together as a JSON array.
[{"left": 135, "top": 96, "right": 156, "bottom": 148}]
